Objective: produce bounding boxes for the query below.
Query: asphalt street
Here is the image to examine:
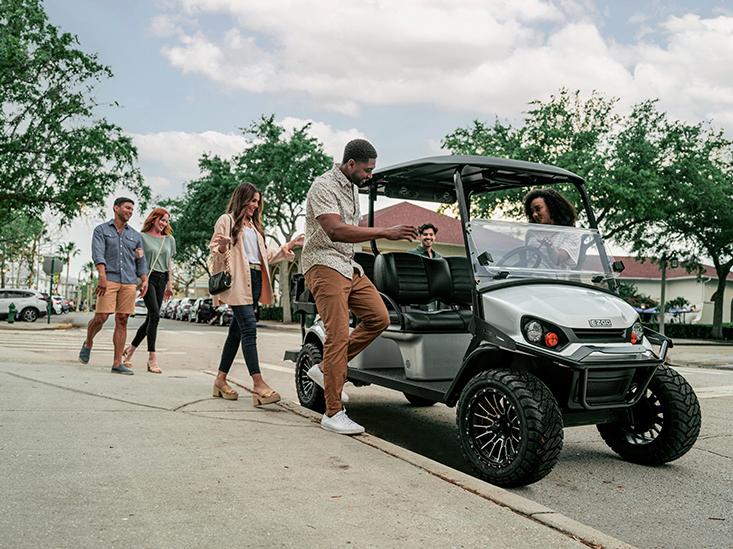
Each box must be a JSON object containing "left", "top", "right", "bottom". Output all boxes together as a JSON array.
[{"left": 2, "top": 314, "right": 731, "bottom": 548}]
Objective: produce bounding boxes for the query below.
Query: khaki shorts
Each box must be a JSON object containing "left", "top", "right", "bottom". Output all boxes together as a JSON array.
[{"left": 95, "top": 282, "right": 137, "bottom": 315}]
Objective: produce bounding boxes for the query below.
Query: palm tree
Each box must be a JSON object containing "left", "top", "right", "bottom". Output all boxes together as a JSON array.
[
  {"left": 81, "top": 261, "right": 96, "bottom": 311},
  {"left": 57, "top": 242, "right": 80, "bottom": 299}
]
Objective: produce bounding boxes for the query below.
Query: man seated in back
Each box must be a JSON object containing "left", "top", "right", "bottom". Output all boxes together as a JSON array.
[{"left": 410, "top": 223, "right": 441, "bottom": 259}]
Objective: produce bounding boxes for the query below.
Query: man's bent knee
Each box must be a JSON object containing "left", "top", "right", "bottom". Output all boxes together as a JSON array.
[
  {"left": 92, "top": 313, "right": 109, "bottom": 324},
  {"left": 114, "top": 313, "right": 130, "bottom": 324}
]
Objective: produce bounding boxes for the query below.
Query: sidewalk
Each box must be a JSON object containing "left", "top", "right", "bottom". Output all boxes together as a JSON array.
[{"left": 0, "top": 358, "right": 631, "bottom": 549}]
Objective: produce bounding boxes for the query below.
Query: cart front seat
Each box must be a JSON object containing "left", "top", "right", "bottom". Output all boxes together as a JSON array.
[
  {"left": 353, "top": 252, "right": 376, "bottom": 282},
  {"left": 374, "top": 252, "right": 472, "bottom": 332}
]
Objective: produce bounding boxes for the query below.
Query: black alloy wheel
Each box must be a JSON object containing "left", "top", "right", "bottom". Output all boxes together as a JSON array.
[
  {"left": 20, "top": 307, "right": 39, "bottom": 322},
  {"left": 457, "top": 369, "right": 563, "bottom": 487},
  {"left": 597, "top": 366, "right": 701, "bottom": 464},
  {"left": 295, "top": 342, "right": 326, "bottom": 413}
]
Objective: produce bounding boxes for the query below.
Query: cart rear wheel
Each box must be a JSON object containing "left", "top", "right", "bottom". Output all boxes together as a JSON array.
[
  {"left": 457, "top": 369, "right": 563, "bottom": 487},
  {"left": 403, "top": 392, "right": 437, "bottom": 407},
  {"left": 295, "top": 342, "right": 326, "bottom": 413},
  {"left": 597, "top": 366, "right": 701, "bottom": 464}
]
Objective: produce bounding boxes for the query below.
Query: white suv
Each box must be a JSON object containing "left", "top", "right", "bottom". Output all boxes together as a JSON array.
[{"left": 0, "top": 288, "right": 49, "bottom": 322}]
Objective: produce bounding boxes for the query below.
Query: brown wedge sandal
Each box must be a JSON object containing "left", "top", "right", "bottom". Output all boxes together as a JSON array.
[
  {"left": 146, "top": 361, "right": 162, "bottom": 374},
  {"left": 212, "top": 383, "right": 238, "bottom": 400},
  {"left": 252, "top": 390, "right": 281, "bottom": 407}
]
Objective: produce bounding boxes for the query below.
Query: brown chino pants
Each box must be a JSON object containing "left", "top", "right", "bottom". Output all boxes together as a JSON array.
[{"left": 304, "top": 266, "right": 390, "bottom": 416}]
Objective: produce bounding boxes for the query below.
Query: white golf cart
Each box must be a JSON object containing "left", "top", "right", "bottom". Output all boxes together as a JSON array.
[{"left": 286, "top": 156, "right": 701, "bottom": 487}]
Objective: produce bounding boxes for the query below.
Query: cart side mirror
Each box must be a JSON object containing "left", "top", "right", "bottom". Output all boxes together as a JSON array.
[
  {"left": 612, "top": 260, "right": 625, "bottom": 273},
  {"left": 477, "top": 251, "right": 494, "bottom": 266}
]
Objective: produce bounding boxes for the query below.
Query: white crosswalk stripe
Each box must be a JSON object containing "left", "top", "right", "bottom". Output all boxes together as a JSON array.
[{"left": 0, "top": 331, "right": 176, "bottom": 353}]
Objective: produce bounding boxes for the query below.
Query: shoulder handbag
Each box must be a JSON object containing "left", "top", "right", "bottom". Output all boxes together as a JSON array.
[{"left": 208, "top": 215, "right": 233, "bottom": 295}]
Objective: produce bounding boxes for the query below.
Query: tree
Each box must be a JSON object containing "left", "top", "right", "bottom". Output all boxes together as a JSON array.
[
  {"left": 0, "top": 212, "right": 45, "bottom": 287},
  {"left": 0, "top": 0, "right": 149, "bottom": 222},
  {"left": 442, "top": 89, "right": 733, "bottom": 338},
  {"left": 235, "top": 115, "right": 331, "bottom": 321},
  {"left": 168, "top": 115, "right": 331, "bottom": 322},
  {"left": 57, "top": 241, "right": 79, "bottom": 298}
]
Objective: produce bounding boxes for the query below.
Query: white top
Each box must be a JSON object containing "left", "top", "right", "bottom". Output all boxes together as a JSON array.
[{"left": 242, "top": 226, "right": 261, "bottom": 265}]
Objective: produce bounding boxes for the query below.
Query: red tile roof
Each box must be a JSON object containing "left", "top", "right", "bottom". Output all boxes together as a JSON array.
[
  {"left": 616, "top": 256, "right": 732, "bottom": 280},
  {"left": 359, "top": 201, "right": 464, "bottom": 245}
]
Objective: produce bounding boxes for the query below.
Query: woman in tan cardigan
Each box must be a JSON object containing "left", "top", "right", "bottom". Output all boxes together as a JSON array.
[{"left": 209, "top": 183, "right": 303, "bottom": 405}]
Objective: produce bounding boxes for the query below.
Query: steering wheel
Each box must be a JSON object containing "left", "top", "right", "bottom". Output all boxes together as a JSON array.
[{"left": 497, "top": 246, "right": 553, "bottom": 269}]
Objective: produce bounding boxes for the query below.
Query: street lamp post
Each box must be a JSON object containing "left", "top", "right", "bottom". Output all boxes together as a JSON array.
[{"left": 658, "top": 253, "right": 679, "bottom": 336}]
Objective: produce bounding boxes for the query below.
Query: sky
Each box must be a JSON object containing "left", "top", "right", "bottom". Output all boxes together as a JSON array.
[{"left": 41, "top": 0, "right": 733, "bottom": 280}]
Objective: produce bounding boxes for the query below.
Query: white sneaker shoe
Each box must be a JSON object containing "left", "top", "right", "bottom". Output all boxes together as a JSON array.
[
  {"left": 307, "top": 363, "right": 349, "bottom": 403},
  {"left": 321, "top": 410, "right": 365, "bottom": 435}
]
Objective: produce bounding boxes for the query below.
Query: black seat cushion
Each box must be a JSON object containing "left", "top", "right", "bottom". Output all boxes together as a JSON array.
[
  {"left": 399, "top": 308, "right": 473, "bottom": 332},
  {"left": 445, "top": 256, "right": 473, "bottom": 306},
  {"left": 353, "top": 252, "right": 376, "bottom": 281},
  {"left": 374, "top": 252, "right": 451, "bottom": 305}
]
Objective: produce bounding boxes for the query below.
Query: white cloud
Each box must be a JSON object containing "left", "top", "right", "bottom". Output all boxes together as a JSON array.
[
  {"left": 131, "top": 130, "right": 248, "bottom": 195},
  {"left": 277, "top": 117, "right": 365, "bottom": 160},
  {"left": 153, "top": 1, "right": 733, "bottom": 132}
]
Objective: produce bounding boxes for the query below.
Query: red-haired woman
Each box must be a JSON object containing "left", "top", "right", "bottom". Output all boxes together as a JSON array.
[{"left": 122, "top": 207, "right": 176, "bottom": 373}]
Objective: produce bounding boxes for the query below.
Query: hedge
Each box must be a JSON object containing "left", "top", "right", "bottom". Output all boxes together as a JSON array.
[
  {"left": 642, "top": 322, "right": 733, "bottom": 341},
  {"left": 258, "top": 306, "right": 283, "bottom": 322}
]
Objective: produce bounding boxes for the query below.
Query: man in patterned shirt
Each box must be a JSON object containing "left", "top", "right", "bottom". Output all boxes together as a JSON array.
[{"left": 302, "top": 139, "right": 417, "bottom": 435}]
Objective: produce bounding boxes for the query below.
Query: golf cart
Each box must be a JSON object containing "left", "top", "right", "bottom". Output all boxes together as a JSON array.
[{"left": 286, "top": 156, "right": 701, "bottom": 487}]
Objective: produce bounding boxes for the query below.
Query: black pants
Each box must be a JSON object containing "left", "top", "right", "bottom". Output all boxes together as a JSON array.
[
  {"left": 131, "top": 271, "right": 168, "bottom": 352},
  {"left": 218, "top": 269, "right": 262, "bottom": 376}
]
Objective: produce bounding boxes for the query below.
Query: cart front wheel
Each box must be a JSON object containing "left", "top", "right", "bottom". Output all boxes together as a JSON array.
[
  {"left": 597, "top": 366, "right": 701, "bottom": 464},
  {"left": 295, "top": 342, "right": 326, "bottom": 413},
  {"left": 457, "top": 369, "right": 563, "bottom": 487}
]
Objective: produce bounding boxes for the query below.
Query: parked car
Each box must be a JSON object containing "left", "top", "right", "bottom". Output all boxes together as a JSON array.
[
  {"left": 162, "top": 298, "right": 180, "bottom": 319},
  {"left": 51, "top": 295, "right": 65, "bottom": 314},
  {"left": 0, "top": 288, "right": 49, "bottom": 322},
  {"left": 176, "top": 298, "right": 196, "bottom": 321},
  {"left": 214, "top": 304, "right": 232, "bottom": 326},
  {"left": 133, "top": 298, "right": 147, "bottom": 317},
  {"left": 189, "top": 297, "right": 215, "bottom": 323}
]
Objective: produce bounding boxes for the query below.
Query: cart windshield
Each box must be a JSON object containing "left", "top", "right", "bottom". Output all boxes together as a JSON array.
[{"left": 467, "top": 219, "right": 615, "bottom": 288}]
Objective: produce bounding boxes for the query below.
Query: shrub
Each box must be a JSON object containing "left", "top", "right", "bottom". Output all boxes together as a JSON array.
[{"left": 642, "top": 322, "right": 733, "bottom": 341}]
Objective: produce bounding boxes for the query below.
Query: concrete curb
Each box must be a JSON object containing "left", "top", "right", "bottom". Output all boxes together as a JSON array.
[
  {"left": 207, "top": 370, "right": 634, "bottom": 549},
  {"left": 0, "top": 321, "right": 74, "bottom": 331}
]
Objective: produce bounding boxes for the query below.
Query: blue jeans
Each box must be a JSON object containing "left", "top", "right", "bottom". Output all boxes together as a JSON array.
[{"left": 218, "top": 269, "right": 262, "bottom": 376}]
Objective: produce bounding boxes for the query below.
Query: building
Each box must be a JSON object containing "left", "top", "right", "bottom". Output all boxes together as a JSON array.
[{"left": 360, "top": 202, "right": 732, "bottom": 323}]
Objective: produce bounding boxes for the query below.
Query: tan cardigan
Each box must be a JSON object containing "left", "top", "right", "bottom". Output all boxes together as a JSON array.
[{"left": 208, "top": 214, "right": 295, "bottom": 306}]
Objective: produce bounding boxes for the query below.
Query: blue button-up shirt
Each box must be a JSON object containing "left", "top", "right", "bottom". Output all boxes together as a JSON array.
[{"left": 92, "top": 220, "right": 147, "bottom": 284}]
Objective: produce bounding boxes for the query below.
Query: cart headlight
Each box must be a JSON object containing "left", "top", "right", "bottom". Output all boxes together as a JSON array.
[
  {"left": 631, "top": 320, "right": 644, "bottom": 345},
  {"left": 525, "top": 320, "right": 543, "bottom": 343},
  {"left": 521, "top": 317, "right": 568, "bottom": 350}
]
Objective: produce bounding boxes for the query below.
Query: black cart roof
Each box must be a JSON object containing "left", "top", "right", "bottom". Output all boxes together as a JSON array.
[{"left": 364, "top": 155, "right": 585, "bottom": 203}]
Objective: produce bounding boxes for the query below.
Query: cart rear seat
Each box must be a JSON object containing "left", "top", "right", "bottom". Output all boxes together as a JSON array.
[{"left": 374, "top": 252, "right": 473, "bottom": 332}]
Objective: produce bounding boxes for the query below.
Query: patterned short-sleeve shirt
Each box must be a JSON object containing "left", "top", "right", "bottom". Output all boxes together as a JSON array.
[{"left": 301, "top": 164, "right": 364, "bottom": 280}]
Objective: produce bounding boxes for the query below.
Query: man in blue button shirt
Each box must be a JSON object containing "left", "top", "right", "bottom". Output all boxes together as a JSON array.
[{"left": 79, "top": 197, "right": 149, "bottom": 375}]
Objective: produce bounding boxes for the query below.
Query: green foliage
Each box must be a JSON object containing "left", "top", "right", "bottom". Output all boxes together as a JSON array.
[
  {"left": 616, "top": 281, "right": 658, "bottom": 309},
  {"left": 642, "top": 322, "right": 733, "bottom": 341},
  {"left": 0, "top": 0, "right": 148, "bottom": 220},
  {"left": 0, "top": 211, "right": 45, "bottom": 286},
  {"left": 168, "top": 115, "right": 332, "bottom": 275},
  {"left": 443, "top": 88, "right": 733, "bottom": 337},
  {"left": 665, "top": 296, "right": 690, "bottom": 311}
]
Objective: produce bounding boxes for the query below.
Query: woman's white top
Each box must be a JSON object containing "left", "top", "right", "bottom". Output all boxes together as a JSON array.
[{"left": 242, "top": 226, "right": 261, "bottom": 265}]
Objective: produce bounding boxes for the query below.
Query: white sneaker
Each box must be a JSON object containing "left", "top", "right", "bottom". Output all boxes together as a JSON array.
[
  {"left": 321, "top": 410, "right": 365, "bottom": 435},
  {"left": 307, "top": 363, "right": 349, "bottom": 403}
]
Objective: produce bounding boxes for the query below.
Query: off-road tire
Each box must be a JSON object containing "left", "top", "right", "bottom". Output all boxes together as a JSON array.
[
  {"left": 20, "top": 307, "right": 39, "bottom": 323},
  {"left": 597, "top": 366, "right": 701, "bottom": 464},
  {"left": 295, "top": 342, "right": 326, "bottom": 413},
  {"left": 457, "top": 369, "right": 563, "bottom": 487},
  {"left": 403, "top": 392, "right": 437, "bottom": 407}
]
